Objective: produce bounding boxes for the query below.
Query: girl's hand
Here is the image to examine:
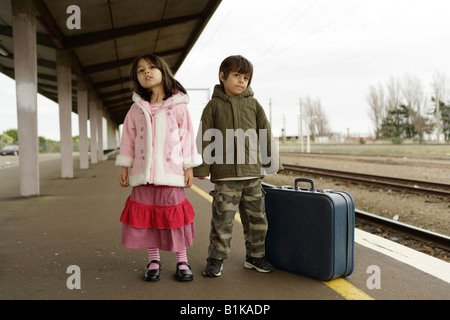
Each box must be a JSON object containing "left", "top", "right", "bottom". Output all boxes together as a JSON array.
[
  {"left": 119, "top": 167, "right": 129, "bottom": 187},
  {"left": 184, "top": 168, "right": 193, "bottom": 188}
]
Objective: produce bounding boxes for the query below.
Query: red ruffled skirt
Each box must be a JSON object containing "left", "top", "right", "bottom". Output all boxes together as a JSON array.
[{"left": 120, "top": 184, "right": 196, "bottom": 252}]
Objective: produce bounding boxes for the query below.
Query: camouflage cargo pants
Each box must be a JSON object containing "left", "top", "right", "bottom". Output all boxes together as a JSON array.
[{"left": 208, "top": 178, "right": 267, "bottom": 260}]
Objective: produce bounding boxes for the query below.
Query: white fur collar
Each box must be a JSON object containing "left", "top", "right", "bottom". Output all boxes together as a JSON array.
[{"left": 132, "top": 92, "right": 189, "bottom": 107}]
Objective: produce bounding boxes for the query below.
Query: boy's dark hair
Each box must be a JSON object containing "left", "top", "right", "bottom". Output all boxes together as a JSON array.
[
  {"left": 130, "top": 54, "right": 187, "bottom": 102},
  {"left": 219, "top": 55, "right": 253, "bottom": 86}
]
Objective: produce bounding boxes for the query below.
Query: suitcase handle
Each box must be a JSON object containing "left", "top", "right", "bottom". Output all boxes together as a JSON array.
[{"left": 294, "top": 178, "right": 315, "bottom": 191}]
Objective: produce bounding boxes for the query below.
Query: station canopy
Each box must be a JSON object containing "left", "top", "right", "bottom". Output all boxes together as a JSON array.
[{"left": 0, "top": 0, "right": 221, "bottom": 125}]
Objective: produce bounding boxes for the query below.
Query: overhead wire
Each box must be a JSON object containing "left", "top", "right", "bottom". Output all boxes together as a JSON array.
[
  {"left": 255, "top": 0, "right": 412, "bottom": 81},
  {"left": 252, "top": 0, "right": 319, "bottom": 66},
  {"left": 175, "top": 0, "right": 240, "bottom": 77},
  {"left": 253, "top": 0, "right": 341, "bottom": 67},
  {"left": 254, "top": 0, "right": 369, "bottom": 75}
]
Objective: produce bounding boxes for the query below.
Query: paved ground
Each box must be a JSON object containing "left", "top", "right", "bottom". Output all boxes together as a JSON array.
[
  {"left": 0, "top": 155, "right": 338, "bottom": 301},
  {"left": 0, "top": 153, "right": 60, "bottom": 170}
]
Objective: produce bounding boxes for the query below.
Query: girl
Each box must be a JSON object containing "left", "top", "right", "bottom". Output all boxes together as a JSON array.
[{"left": 116, "top": 54, "right": 202, "bottom": 282}]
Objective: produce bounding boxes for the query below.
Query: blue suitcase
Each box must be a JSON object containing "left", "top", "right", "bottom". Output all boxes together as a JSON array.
[{"left": 264, "top": 178, "right": 355, "bottom": 281}]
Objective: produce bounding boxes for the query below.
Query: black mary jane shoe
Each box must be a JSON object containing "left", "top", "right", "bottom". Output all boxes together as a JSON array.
[
  {"left": 144, "top": 260, "right": 161, "bottom": 282},
  {"left": 175, "top": 262, "right": 193, "bottom": 282}
]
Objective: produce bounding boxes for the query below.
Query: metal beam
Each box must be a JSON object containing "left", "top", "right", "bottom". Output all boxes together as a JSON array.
[
  {"left": 64, "top": 14, "right": 203, "bottom": 49},
  {"left": 82, "top": 48, "right": 184, "bottom": 75},
  {"left": 34, "top": 0, "right": 65, "bottom": 49},
  {"left": 93, "top": 76, "right": 129, "bottom": 89},
  {"left": 0, "top": 24, "right": 56, "bottom": 48},
  {"left": 100, "top": 88, "right": 131, "bottom": 100}
]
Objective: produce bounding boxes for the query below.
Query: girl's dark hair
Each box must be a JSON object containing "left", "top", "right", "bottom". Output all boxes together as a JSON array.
[
  {"left": 129, "top": 54, "right": 187, "bottom": 102},
  {"left": 219, "top": 55, "right": 253, "bottom": 86}
]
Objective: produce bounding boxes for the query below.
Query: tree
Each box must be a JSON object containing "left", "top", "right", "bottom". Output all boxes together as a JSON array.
[
  {"left": 4, "top": 129, "right": 18, "bottom": 144},
  {"left": 385, "top": 76, "right": 402, "bottom": 112},
  {"left": 368, "top": 73, "right": 444, "bottom": 141},
  {"left": 401, "top": 74, "right": 427, "bottom": 139},
  {"left": 366, "top": 83, "right": 385, "bottom": 139},
  {"left": 430, "top": 98, "right": 450, "bottom": 141},
  {"left": 431, "top": 72, "right": 449, "bottom": 142},
  {"left": 381, "top": 105, "right": 410, "bottom": 139},
  {"left": 381, "top": 104, "right": 432, "bottom": 140},
  {"left": 302, "top": 96, "right": 330, "bottom": 140},
  {"left": 0, "top": 132, "right": 14, "bottom": 148},
  {"left": 441, "top": 102, "right": 450, "bottom": 141}
]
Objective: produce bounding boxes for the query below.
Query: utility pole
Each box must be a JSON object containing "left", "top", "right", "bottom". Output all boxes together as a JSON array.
[
  {"left": 269, "top": 98, "right": 272, "bottom": 125},
  {"left": 435, "top": 90, "right": 441, "bottom": 143},
  {"left": 299, "top": 98, "right": 304, "bottom": 152}
]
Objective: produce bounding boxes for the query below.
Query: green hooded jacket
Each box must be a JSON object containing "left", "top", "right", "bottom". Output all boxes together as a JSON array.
[{"left": 193, "top": 85, "right": 283, "bottom": 181}]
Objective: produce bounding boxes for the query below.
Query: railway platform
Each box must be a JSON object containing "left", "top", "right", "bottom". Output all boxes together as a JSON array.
[{"left": 0, "top": 154, "right": 449, "bottom": 305}]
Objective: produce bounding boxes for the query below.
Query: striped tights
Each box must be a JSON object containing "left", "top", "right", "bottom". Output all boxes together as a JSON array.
[{"left": 148, "top": 248, "right": 189, "bottom": 270}]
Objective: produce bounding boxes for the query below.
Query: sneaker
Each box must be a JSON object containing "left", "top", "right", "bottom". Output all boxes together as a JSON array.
[
  {"left": 244, "top": 256, "right": 275, "bottom": 273},
  {"left": 203, "top": 257, "right": 223, "bottom": 277}
]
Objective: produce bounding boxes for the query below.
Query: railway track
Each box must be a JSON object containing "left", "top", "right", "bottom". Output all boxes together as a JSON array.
[
  {"left": 355, "top": 208, "right": 450, "bottom": 252},
  {"left": 261, "top": 182, "right": 450, "bottom": 259},
  {"left": 281, "top": 163, "right": 450, "bottom": 198},
  {"left": 279, "top": 151, "right": 450, "bottom": 169}
]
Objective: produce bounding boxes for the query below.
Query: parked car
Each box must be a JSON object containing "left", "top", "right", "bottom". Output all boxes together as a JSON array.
[{"left": 0, "top": 145, "right": 19, "bottom": 156}]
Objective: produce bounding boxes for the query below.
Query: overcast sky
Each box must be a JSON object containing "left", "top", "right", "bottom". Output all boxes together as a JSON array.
[{"left": 1, "top": 0, "right": 450, "bottom": 141}]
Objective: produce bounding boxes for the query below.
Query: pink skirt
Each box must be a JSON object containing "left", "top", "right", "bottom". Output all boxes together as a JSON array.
[{"left": 120, "top": 184, "right": 196, "bottom": 252}]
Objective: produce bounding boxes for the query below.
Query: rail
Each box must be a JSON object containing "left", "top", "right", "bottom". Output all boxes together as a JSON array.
[{"left": 281, "top": 163, "right": 450, "bottom": 198}]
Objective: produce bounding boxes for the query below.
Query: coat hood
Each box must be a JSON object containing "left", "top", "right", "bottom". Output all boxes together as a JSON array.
[
  {"left": 132, "top": 91, "right": 190, "bottom": 111},
  {"left": 211, "top": 84, "right": 254, "bottom": 101}
]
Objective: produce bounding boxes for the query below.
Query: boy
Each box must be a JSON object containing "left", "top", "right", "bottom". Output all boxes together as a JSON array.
[{"left": 194, "top": 55, "right": 282, "bottom": 277}]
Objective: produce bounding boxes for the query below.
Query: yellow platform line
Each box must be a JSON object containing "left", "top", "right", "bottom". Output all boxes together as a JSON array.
[
  {"left": 324, "top": 278, "right": 374, "bottom": 300},
  {"left": 191, "top": 184, "right": 213, "bottom": 202},
  {"left": 191, "top": 184, "right": 243, "bottom": 224},
  {"left": 190, "top": 184, "right": 374, "bottom": 300}
]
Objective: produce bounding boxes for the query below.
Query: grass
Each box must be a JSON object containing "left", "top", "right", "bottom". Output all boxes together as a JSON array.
[{"left": 279, "top": 141, "right": 450, "bottom": 157}]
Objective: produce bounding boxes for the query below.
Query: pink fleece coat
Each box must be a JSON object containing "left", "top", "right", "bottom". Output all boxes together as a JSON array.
[{"left": 115, "top": 92, "right": 202, "bottom": 187}]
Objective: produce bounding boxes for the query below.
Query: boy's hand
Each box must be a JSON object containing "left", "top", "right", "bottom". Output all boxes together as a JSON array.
[
  {"left": 184, "top": 168, "right": 194, "bottom": 188},
  {"left": 119, "top": 167, "right": 129, "bottom": 187},
  {"left": 197, "top": 176, "right": 206, "bottom": 180}
]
